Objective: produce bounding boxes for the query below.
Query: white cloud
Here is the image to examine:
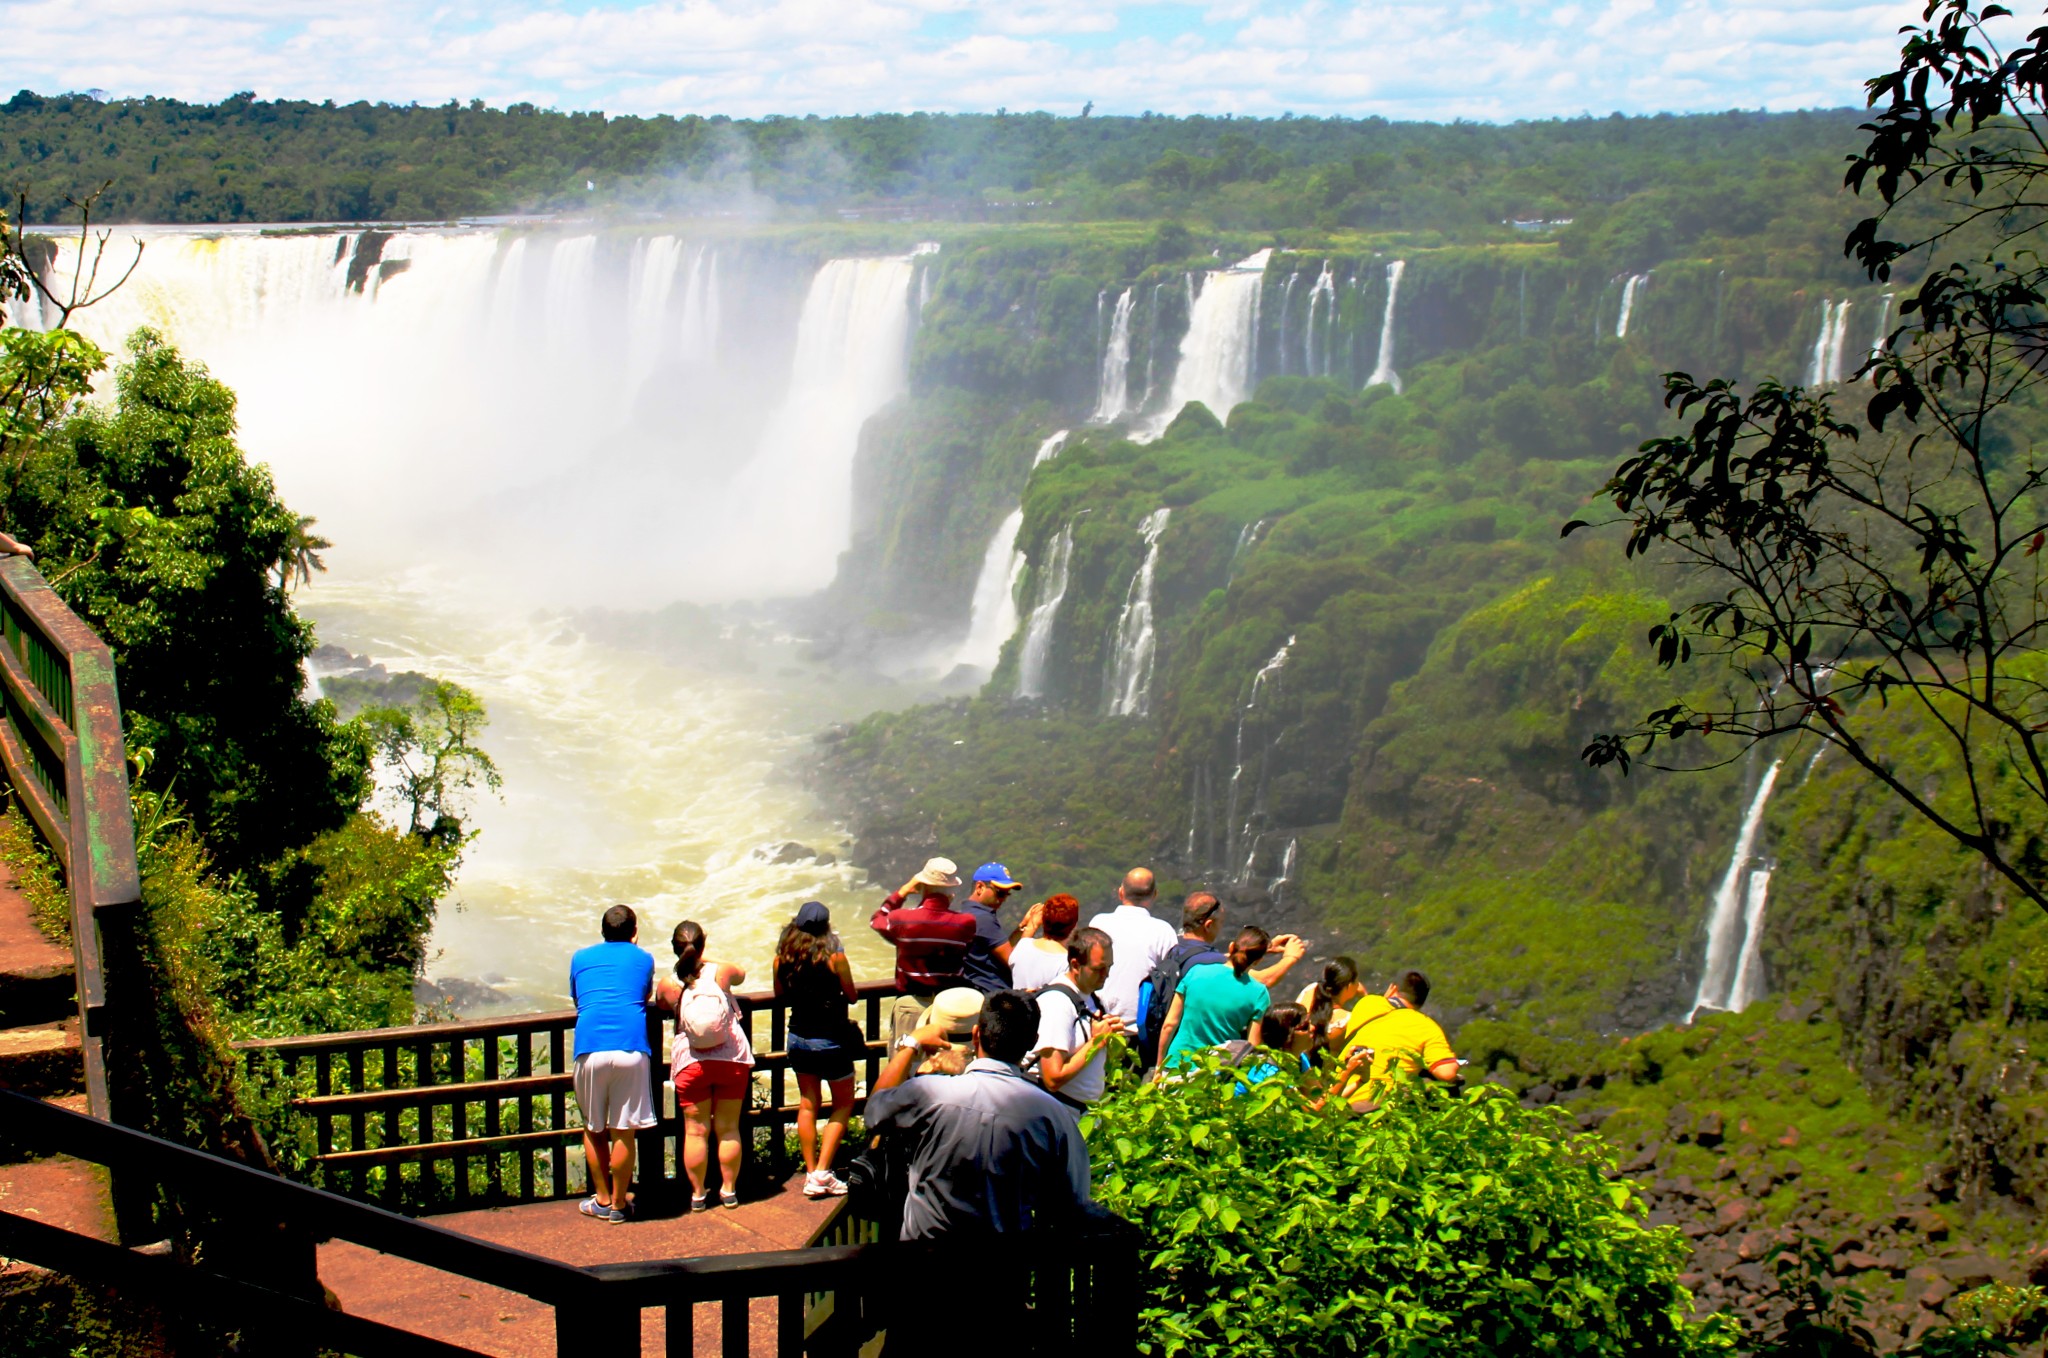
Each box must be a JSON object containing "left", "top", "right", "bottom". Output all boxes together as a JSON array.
[{"left": 0, "top": 0, "right": 1926, "bottom": 118}]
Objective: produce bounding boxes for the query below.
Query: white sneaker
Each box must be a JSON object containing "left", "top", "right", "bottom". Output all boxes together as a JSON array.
[{"left": 804, "top": 1170, "right": 848, "bottom": 1198}]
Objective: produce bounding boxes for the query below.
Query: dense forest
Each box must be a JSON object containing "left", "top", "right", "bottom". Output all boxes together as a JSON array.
[{"left": 1, "top": 87, "right": 1863, "bottom": 236}]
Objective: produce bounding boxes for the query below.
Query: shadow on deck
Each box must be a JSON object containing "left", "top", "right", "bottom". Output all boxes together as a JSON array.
[{"left": 322, "top": 1170, "right": 841, "bottom": 1356}]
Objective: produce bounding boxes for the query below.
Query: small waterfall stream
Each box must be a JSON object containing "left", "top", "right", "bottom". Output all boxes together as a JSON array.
[
  {"left": 949, "top": 508, "right": 1027, "bottom": 674},
  {"left": 1688, "top": 757, "right": 1784, "bottom": 1018},
  {"left": 1105, "top": 509, "right": 1173, "bottom": 716},
  {"left": 1014, "top": 521, "right": 1076, "bottom": 699},
  {"left": 1092, "top": 289, "right": 1136, "bottom": 422},
  {"left": 1223, "top": 634, "right": 1296, "bottom": 875},
  {"left": 1806, "top": 300, "right": 1854, "bottom": 386},
  {"left": 1031, "top": 429, "right": 1070, "bottom": 468},
  {"left": 1615, "top": 273, "right": 1648, "bottom": 338},
  {"left": 1304, "top": 261, "right": 1337, "bottom": 377},
  {"left": 1867, "top": 293, "right": 1895, "bottom": 376},
  {"left": 1365, "top": 260, "right": 1406, "bottom": 393}
]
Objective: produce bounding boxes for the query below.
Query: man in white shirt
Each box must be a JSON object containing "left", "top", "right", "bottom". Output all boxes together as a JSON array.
[
  {"left": 1031, "top": 928, "right": 1124, "bottom": 1107},
  {"left": 1088, "top": 867, "right": 1177, "bottom": 1023}
]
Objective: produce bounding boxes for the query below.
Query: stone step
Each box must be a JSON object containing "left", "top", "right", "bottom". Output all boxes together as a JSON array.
[
  {"left": 0, "top": 1019, "right": 82, "bottom": 1099},
  {"left": 0, "top": 1153, "right": 120, "bottom": 1285},
  {"left": 0, "top": 868, "right": 74, "bottom": 1029}
]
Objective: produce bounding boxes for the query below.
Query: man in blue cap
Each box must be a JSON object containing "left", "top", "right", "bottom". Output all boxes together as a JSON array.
[{"left": 960, "top": 861, "right": 1028, "bottom": 994}]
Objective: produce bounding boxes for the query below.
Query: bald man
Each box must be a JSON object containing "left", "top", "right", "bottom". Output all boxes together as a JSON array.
[{"left": 1087, "top": 867, "right": 1178, "bottom": 1023}]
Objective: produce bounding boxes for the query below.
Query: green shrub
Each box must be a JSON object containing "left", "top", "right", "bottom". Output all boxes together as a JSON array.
[{"left": 1084, "top": 1054, "right": 1731, "bottom": 1357}]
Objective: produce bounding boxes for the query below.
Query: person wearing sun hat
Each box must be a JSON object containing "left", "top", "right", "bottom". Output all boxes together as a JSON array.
[
  {"left": 870, "top": 855, "right": 979, "bottom": 1043},
  {"left": 959, "top": 861, "right": 1031, "bottom": 995}
]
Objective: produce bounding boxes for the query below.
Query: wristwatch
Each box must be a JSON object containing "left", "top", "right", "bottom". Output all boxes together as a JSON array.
[{"left": 896, "top": 1034, "right": 920, "bottom": 1052}]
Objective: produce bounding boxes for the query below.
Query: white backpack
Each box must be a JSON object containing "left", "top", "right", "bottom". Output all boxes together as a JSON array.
[{"left": 680, "top": 978, "right": 735, "bottom": 1050}]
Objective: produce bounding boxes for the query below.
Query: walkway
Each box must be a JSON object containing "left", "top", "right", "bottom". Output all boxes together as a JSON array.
[
  {"left": 0, "top": 862, "right": 116, "bottom": 1281},
  {"left": 321, "top": 1172, "right": 843, "bottom": 1355}
]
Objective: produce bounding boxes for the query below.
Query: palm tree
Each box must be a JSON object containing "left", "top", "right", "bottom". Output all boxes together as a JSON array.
[{"left": 279, "top": 515, "right": 330, "bottom": 592}]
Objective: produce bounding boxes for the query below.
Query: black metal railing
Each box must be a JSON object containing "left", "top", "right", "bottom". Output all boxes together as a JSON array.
[{"left": 1, "top": 1088, "right": 1142, "bottom": 1357}]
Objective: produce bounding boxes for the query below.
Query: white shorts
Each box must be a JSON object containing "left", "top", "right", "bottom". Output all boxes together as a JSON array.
[{"left": 574, "top": 1050, "right": 658, "bottom": 1132}]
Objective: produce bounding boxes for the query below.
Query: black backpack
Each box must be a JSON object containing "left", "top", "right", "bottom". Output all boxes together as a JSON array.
[
  {"left": 1137, "top": 939, "right": 1224, "bottom": 1069},
  {"left": 1022, "top": 983, "right": 1100, "bottom": 1075}
]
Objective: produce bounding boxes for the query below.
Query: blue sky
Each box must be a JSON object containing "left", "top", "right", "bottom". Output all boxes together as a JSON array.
[{"left": 4, "top": 0, "right": 1929, "bottom": 121}]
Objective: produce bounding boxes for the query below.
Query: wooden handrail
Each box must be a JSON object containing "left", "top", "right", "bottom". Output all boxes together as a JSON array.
[
  {"left": 2, "top": 1088, "right": 590, "bottom": 1304},
  {"left": 0, "top": 556, "right": 141, "bottom": 1121}
]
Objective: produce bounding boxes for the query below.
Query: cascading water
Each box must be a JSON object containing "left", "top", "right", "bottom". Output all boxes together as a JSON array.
[
  {"left": 1365, "top": 260, "right": 1406, "bottom": 393},
  {"left": 728, "top": 255, "right": 917, "bottom": 597},
  {"left": 18, "top": 224, "right": 938, "bottom": 1000},
  {"left": 1806, "top": 300, "right": 1854, "bottom": 386},
  {"left": 1615, "top": 273, "right": 1648, "bottom": 338},
  {"left": 1688, "top": 758, "right": 1784, "bottom": 1018},
  {"left": 1092, "top": 289, "right": 1136, "bottom": 422},
  {"left": 1014, "top": 522, "right": 1076, "bottom": 700},
  {"left": 1104, "top": 509, "right": 1172, "bottom": 717},
  {"left": 1222, "top": 635, "right": 1295, "bottom": 876},
  {"left": 1275, "top": 271, "right": 1301, "bottom": 377},
  {"left": 1138, "top": 249, "right": 1271, "bottom": 440},
  {"left": 1726, "top": 866, "right": 1774, "bottom": 1012},
  {"left": 1304, "top": 261, "right": 1336, "bottom": 377},
  {"left": 1867, "top": 293, "right": 1895, "bottom": 377},
  {"left": 949, "top": 508, "right": 1027, "bottom": 675},
  {"left": 1269, "top": 837, "right": 1300, "bottom": 905},
  {"left": 1032, "top": 429, "right": 1070, "bottom": 468}
]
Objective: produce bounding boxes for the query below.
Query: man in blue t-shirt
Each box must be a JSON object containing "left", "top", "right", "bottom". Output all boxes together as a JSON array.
[{"left": 569, "top": 904, "right": 657, "bottom": 1223}]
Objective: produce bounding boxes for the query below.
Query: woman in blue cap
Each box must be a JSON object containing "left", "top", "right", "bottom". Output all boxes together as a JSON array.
[{"left": 774, "top": 901, "right": 861, "bottom": 1198}]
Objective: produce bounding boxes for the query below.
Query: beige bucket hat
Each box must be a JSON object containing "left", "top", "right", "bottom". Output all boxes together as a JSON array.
[{"left": 911, "top": 856, "right": 962, "bottom": 889}]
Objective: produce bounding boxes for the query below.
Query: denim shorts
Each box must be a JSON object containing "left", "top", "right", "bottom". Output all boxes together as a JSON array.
[{"left": 786, "top": 1030, "right": 858, "bottom": 1082}]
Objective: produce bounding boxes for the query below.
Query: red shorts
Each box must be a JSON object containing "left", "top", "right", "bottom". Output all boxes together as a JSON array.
[{"left": 673, "top": 1059, "right": 750, "bottom": 1105}]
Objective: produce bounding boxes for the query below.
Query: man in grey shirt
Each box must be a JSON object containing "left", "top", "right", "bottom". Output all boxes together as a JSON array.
[{"left": 862, "top": 988, "right": 1092, "bottom": 1239}]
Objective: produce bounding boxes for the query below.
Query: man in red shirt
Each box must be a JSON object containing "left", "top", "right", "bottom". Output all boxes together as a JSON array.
[{"left": 871, "top": 856, "right": 978, "bottom": 1043}]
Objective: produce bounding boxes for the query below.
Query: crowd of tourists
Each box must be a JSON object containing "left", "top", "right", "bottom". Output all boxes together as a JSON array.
[{"left": 564, "top": 857, "right": 1461, "bottom": 1237}]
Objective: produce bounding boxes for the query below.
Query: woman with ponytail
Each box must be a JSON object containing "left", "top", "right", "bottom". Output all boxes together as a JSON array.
[
  {"left": 1155, "top": 925, "right": 1272, "bottom": 1071},
  {"left": 655, "top": 920, "right": 754, "bottom": 1210},
  {"left": 1297, "top": 955, "right": 1364, "bottom": 1048}
]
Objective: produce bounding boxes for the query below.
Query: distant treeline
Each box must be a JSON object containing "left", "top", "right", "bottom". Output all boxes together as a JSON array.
[{"left": 0, "top": 87, "right": 1863, "bottom": 234}]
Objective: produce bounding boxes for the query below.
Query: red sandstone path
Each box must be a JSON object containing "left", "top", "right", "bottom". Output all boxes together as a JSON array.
[
  {"left": 0, "top": 863, "right": 117, "bottom": 1282},
  {"left": 320, "top": 1174, "right": 841, "bottom": 1356}
]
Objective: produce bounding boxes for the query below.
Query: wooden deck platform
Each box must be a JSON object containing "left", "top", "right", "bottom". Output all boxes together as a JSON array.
[{"left": 320, "top": 1171, "right": 844, "bottom": 1356}]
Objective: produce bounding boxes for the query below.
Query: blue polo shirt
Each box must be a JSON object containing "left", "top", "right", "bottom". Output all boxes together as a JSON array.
[
  {"left": 961, "top": 900, "right": 1013, "bottom": 994},
  {"left": 569, "top": 941, "right": 654, "bottom": 1058}
]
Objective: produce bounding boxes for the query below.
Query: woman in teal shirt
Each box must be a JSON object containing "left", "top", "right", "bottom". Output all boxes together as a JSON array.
[{"left": 1156, "top": 926, "right": 1271, "bottom": 1070}]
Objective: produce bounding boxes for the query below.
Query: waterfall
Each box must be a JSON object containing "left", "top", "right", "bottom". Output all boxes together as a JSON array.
[
  {"left": 1014, "top": 521, "right": 1076, "bottom": 700},
  {"left": 1092, "top": 288, "right": 1136, "bottom": 422},
  {"left": 1688, "top": 757, "right": 1784, "bottom": 1018},
  {"left": 1276, "top": 271, "right": 1301, "bottom": 376},
  {"left": 1223, "top": 634, "right": 1295, "bottom": 873},
  {"left": 1228, "top": 519, "right": 1269, "bottom": 581},
  {"left": 1104, "top": 508, "right": 1173, "bottom": 717},
  {"left": 1031, "top": 429, "right": 1071, "bottom": 468},
  {"left": 1139, "top": 249, "right": 1271, "bottom": 440},
  {"left": 1615, "top": 273, "right": 1647, "bottom": 338},
  {"left": 625, "top": 236, "right": 684, "bottom": 395},
  {"left": 731, "top": 254, "right": 917, "bottom": 596},
  {"left": 543, "top": 235, "right": 599, "bottom": 353},
  {"left": 1806, "top": 300, "right": 1854, "bottom": 386},
  {"left": 1867, "top": 293, "right": 1895, "bottom": 377},
  {"left": 1365, "top": 260, "right": 1406, "bottom": 394},
  {"left": 1304, "top": 261, "right": 1336, "bottom": 377},
  {"left": 1726, "top": 866, "right": 1774, "bottom": 1012},
  {"left": 1269, "top": 836, "right": 1300, "bottom": 905},
  {"left": 950, "top": 508, "right": 1027, "bottom": 675}
]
